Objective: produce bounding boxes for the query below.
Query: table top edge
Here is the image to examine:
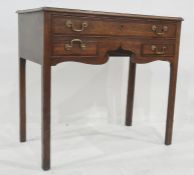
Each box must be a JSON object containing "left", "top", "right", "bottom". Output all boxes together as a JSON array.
[{"left": 16, "top": 7, "right": 184, "bottom": 21}]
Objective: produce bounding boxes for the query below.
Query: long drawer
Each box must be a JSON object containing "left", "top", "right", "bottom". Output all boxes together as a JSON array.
[{"left": 51, "top": 15, "right": 177, "bottom": 38}]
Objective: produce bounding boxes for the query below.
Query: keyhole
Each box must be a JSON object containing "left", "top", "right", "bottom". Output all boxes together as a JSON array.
[{"left": 119, "top": 25, "right": 124, "bottom": 30}]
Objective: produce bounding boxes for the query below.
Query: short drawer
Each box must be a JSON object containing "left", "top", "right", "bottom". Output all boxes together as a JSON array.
[
  {"left": 51, "top": 15, "right": 177, "bottom": 38},
  {"left": 51, "top": 37, "right": 98, "bottom": 56},
  {"left": 141, "top": 44, "right": 175, "bottom": 56}
]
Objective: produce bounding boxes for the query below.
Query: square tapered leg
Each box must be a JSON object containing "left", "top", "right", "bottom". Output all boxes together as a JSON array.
[
  {"left": 125, "top": 60, "right": 136, "bottom": 126},
  {"left": 41, "top": 64, "right": 51, "bottom": 170},
  {"left": 165, "top": 62, "right": 178, "bottom": 145},
  {"left": 19, "top": 58, "right": 26, "bottom": 142}
]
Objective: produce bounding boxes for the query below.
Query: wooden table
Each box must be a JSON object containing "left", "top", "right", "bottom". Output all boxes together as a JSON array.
[{"left": 17, "top": 7, "right": 183, "bottom": 170}]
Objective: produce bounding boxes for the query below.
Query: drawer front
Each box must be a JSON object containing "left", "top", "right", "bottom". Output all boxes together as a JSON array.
[
  {"left": 141, "top": 44, "right": 175, "bottom": 56},
  {"left": 52, "top": 37, "right": 98, "bottom": 56},
  {"left": 51, "top": 15, "right": 177, "bottom": 38}
]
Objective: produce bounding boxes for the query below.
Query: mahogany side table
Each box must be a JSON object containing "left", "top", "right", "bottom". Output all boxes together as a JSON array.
[{"left": 17, "top": 7, "right": 183, "bottom": 170}]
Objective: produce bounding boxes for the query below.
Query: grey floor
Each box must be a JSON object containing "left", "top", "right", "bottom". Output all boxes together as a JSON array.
[{"left": 0, "top": 122, "right": 193, "bottom": 175}]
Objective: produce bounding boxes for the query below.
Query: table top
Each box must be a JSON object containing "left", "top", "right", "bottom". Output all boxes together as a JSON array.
[{"left": 16, "top": 7, "right": 183, "bottom": 21}]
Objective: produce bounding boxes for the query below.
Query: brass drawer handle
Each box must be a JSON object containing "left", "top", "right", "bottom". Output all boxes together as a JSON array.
[
  {"left": 152, "top": 25, "right": 168, "bottom": 35},
  {"left": 151, "top": 45, "right": 167, "bottom": 55},
  {"left": 65, "top": 39, "right": 86, "bottom": 50},
  {"left": 65, "top": 20, "right": 88, "bottom": 32}
]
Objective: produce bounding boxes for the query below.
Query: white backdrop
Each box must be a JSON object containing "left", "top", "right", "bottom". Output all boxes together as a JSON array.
[{"left": 0, "top": 0, "right": 193, "bottom": 127}]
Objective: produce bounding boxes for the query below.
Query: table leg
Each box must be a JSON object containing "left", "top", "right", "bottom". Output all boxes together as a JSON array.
[
  {"left": 165, "top": 62, "right": 178, "bottom": 145},
  {"left": 125, "top": 60, "right": 136, "bottom": 126},
  {"left": 19, "top": 58, "right": 26, "bottom": 142},
  {"left": 41, "top": 64, "right": 51, "bottom": 170}
]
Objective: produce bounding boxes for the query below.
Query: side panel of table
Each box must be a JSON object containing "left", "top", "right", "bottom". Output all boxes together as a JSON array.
[{"left": 18, "top": 12, "right": 44, "bottom": 64}]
